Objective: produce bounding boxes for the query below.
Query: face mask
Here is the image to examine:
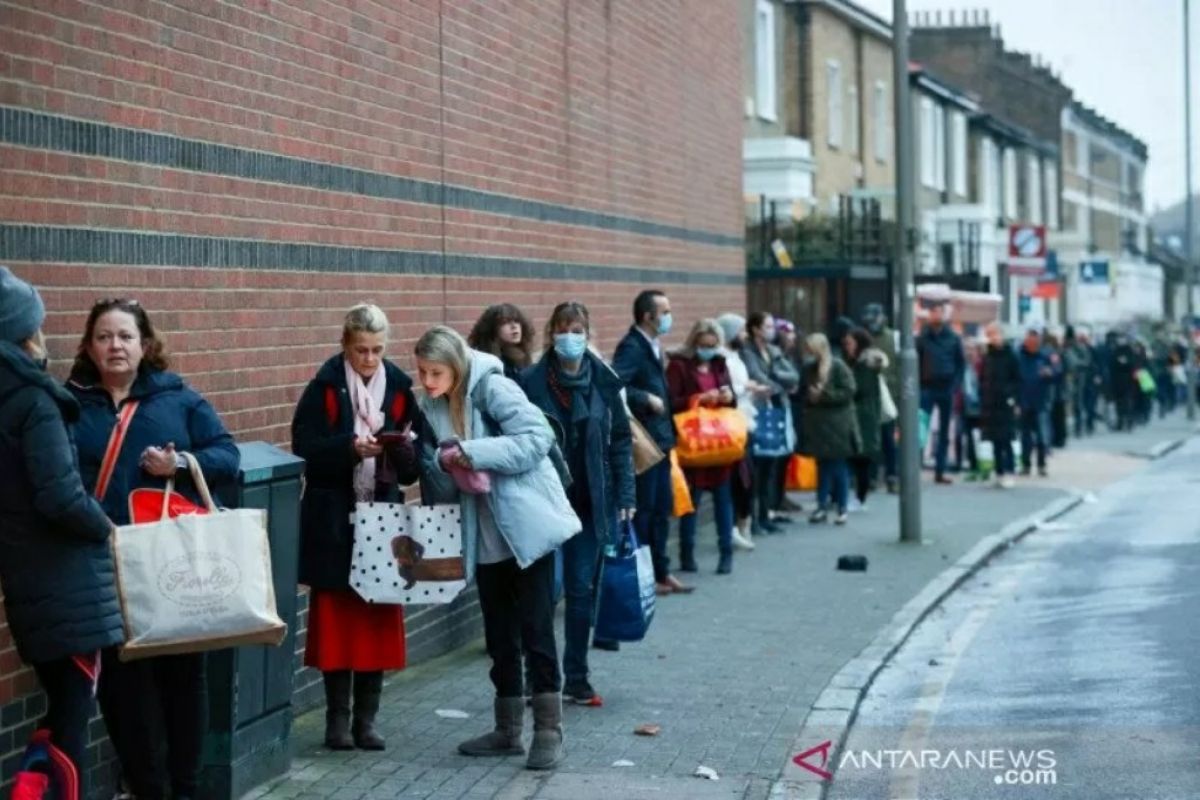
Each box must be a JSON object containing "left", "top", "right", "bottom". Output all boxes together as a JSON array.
[
  {"left": 695, "top": 347, "right": 718, "bottom": 362},
  {"left": 656, "top": 313, "right": 673, "bottom": 336},
  {"left": 762, "top": 326, "right": 776, "bottom": 342},
  {"left": 553, "top": 332, "right": 588, "bottom": 361}
]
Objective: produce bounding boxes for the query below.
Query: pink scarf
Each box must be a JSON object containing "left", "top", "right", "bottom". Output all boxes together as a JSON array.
[{"left": 345, "top": 358, "right": 386, "bottom": 500}]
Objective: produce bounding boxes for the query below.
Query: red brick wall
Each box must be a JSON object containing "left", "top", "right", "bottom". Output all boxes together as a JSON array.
[{"left": 0, "top": 0, "right": 743, "bottom": 788}]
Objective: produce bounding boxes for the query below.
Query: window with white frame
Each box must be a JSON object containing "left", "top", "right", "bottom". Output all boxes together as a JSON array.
[
  {"left": 1076, "top": 134, "right": 1089, "bottom": 176},
  {"left": 826, "top": 60, "right": 843, "bottom": 148},
  {"left": 754, "top": 0, "right": 777, "bottom": 122},
  {"left": 1003, "top": 147, "right": 1018, "bottom": 218},
  {"left": 934, "top": 103, "right": 946, "bottom": 191},
  {"left": 847, "top": 86, "right": 859, "bottom": 154},
  {"left": 1045, "top": 162, "right": 1059, "bottom": 228},
  {"left": 951, "top": 111, "right": 968, "bottom": 196},
  {"left": 873, "top": 81, "right": 888, "bottom": 162},
  {"left": 920, "top": 97, "right": 936, "bottom": 187},
  {"left": 1027, "top": 157, "right": 1042, "bottom": 223}
]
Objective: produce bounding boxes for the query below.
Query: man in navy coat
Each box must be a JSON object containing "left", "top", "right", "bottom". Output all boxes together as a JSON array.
[{"left": 612, "top": 290, "right": 691, "bottom": 596}]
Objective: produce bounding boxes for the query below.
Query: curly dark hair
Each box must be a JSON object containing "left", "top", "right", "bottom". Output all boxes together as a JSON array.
[
  {"left": 70, "top": 298, "right": 170, "bottom": 384},
  {"left": 467, "top": 303, "right": 535, "bottom": 369}
]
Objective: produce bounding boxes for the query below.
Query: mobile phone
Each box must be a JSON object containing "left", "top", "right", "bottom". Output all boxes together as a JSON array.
[{"left": 376, "top": 430, "right": 414, "bottom": 446}]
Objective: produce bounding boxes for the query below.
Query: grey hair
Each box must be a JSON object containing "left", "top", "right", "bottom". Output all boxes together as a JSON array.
[{"left": 342, "top": 303, "right": 389, "bottom": 343}]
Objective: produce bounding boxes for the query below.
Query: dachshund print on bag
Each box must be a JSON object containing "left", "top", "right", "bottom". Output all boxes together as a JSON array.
[{"left": 391, "top": 535, "right": 466, "bottom": 589}]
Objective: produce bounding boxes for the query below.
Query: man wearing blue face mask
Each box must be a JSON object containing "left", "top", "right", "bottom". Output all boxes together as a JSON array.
[
  {"left": 520, "top": 302, "right": 635, "bottom": 705},
  {"left": 613, "top": 290, "right": 691, "bottom": 595}
]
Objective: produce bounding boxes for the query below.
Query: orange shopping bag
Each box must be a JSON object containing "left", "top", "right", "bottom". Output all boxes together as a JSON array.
[
  {"left": 672, "top": 400, "right": 748, "bottom": 468},
  {"left": 785, "top": 454, "right": 817, "bottom": 491},
  {"left": 669, "top": 450, "right": 694, "bottom": 518}
]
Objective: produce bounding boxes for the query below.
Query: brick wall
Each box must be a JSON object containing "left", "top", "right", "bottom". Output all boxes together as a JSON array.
[{"left": 0, "top": 0, "right": 744, "bottom": 793}]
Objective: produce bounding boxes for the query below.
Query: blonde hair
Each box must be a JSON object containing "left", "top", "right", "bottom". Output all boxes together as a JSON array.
[
  {"left": 342, "top": 303, "right": 389, "bottom": 344},
  {"left": 683, "top": 318, "right": 725, "bottom": 356},
  {"left": 805, "top": 332, "right": 832, "bottom": 386},
  {"left": 414, "top": 325, "right": 471, "bottom": 437}
]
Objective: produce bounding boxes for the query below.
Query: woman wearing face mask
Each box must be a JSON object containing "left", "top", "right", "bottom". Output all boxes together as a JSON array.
[
  {"left": 666, "top": 320, "right": 739, "bottom": 574},
  {"left": 469, "top": 304, "right": 537, "bottom": 381},
  {"left": 518, "top": 302, "right": 635, "bottom": 707},
  {"left": 414, "top": 325, "right": 580, "bottom": 770},
  {"left": 740, "top": 312, "right": 800, "bottom": 535},
  {"left": 291, "top": 304, "right": 421, "bottom": 751},
  {"left": 800, "top": 333, "right": 860, "bottom": 525}
]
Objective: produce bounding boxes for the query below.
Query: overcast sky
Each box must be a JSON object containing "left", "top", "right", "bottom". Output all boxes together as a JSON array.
[{"left": 857, "top": 0, "right": 1199, "bottom": 212}]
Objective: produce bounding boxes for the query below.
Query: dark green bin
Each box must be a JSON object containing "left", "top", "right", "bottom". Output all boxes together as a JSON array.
[{"left": 200, "top": 441, "right": 305, "bottom": 799}]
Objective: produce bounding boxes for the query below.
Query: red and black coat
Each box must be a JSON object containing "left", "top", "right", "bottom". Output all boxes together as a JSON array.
[{"left": 292, "top": 353, "right": 421, "bottom": 590}]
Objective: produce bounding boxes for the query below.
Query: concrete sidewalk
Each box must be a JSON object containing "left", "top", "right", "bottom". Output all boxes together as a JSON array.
[{"left": 248, "top": 415, "right": 1195, "bottom": 800}]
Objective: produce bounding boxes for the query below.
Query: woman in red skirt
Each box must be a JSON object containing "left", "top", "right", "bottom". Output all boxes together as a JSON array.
[{"left": 292, "top": 304, "right": 420, "bottom": 751}]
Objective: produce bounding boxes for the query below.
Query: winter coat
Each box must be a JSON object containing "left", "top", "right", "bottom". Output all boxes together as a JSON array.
[
  {"left": 980, "top": 344, "right": 1020, "bottom": 442},
  {"left": 0, "top": 341, "right": 123, "bottom": 664},
  {"left": 292, "top": 354, "right": 421, "bottom": 590},
  {"left": 801, "top": 358, "right": 861, "bottom": 460},
  {"left": 418, "top": 350, "right": 581, "bottom": 582},
  {"left": 519, "top": 351, "right": 635, "bottom": 547},
  {"left": 871, "top": 326, "right": 901, "bottom": 401},
  {"left": 741, "top": 342, "right": 800, "bottom": 411},
  {"left": 612, "top": 326, "right": 676, "bottom": 451},
  {"left": 1016, "top": 347, "right": 1055, "bottom": 413},
  {"left": 666, "top": 353, "right": 738, "bottom": 485},
  {"left": 850, "top": 348, "right": 887, "bottom": 460},
  {"left": 918, "top": 324, "right": 965, "bottom": 390},
  {"left": 1064, "top": 342, "right": 1096, "bottom": 396},
  {"left": 69, "top": 369, "right": 240, "bottom": 527}
]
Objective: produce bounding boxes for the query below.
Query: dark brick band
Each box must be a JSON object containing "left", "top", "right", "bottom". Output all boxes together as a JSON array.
[
  {"left": 0, "top": 224, "right": 743, "bottom": 286},
  {"left": 0, "top": 107, "right": 742, "bottom": 249}
]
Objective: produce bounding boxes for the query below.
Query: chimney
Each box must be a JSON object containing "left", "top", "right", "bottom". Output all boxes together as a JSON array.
[{"left": 949, "top": 9, "right": 956, "bottom": 25}]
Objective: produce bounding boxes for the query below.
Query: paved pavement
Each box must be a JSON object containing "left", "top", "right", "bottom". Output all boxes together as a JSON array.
[
  {"left": 827, "top": 435, "right": 1200, "bottom": 800},
  {"left": 248, "top": 415, "right": 1194, "bottom": 800}
]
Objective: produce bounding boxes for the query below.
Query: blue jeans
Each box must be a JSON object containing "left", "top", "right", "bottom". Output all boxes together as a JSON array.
[
  {"left": 679, "top": 475, "right": 735, "bottom": 560},
  {"left": 1020, "top": 408, "right": 1048, "bottom": 469},
  {"left": 816, "top": 458, "right": 849, "bottom": 513},
  {"left": 634, "top": 454, "right": 672, "bottom": 582},
  {"left": 561, "top": 514, "right": 603, "bottom": 685},
  {"left": 921, "top": 387, "right": 954, "bottom": 478}
]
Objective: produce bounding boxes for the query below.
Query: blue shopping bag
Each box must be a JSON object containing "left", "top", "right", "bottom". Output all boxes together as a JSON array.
[
  {"left": 593, "top": 521, "right": 656, "bottom": 642},
  {"left": 752, "top": 405, "right": 790, "bottom": 457}
]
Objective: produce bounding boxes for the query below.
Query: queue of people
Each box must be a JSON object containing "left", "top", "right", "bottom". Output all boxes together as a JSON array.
[{"left": 9, "top": 260, "right": 1179, "bottom": 795}]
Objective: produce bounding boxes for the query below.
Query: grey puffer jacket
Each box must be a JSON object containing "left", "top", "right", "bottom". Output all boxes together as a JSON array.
[{"left": 418, "top": 350, "right": 581, "bottom": 581}]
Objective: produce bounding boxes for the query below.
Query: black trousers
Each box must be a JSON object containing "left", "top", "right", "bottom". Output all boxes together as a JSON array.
[
  {"left": 98, "top": 650, "right": 207, "bottom": 799},
  {"left": 476, "top": 553, "right": 561, "bottom": 699},
  {"left": 31, "top": 657, "right": 96, "bottom": 796},
  {"left": 849, "top": 456, "right": 874, "bottom": 504},
  {"left": 752, "top": 456, "right": 781, "bottom": 524}
]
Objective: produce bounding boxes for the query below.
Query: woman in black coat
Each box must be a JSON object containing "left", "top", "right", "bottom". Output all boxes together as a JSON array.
[
  {"left": 0, "top": 268, "right": 120, "bottom": 794},
  {"left": 292, "top": 304, "right": 421, "bottom": 751},
  {"left": 979, "top": 322, "right": 1021, "bottom": 488}
]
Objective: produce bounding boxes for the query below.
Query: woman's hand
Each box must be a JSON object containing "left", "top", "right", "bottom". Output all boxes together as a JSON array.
[
  {"left": 140, "top": 443, "right": 179, "bottom": 477},
  {"left": 439, "top": 443, "right": 473, "bottom": 470},
  {"left": 718, "top": 386, "right": 734, "bottom": 405},
  {"left": 353, "top": 435, "right": 384, "bottom": 461}
]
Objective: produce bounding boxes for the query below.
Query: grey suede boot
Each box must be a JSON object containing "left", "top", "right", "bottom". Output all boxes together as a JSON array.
[
  {"left": 323, "top": 670, "right": 354, "bottom": 750},
  {"left": 526, "top": 692, "right": 564, "bottom": 770},
  {"left": 352, "top": 671, "right": 386, "bottom": 750},
  {"left": 458, "top": 697, "right": 526, "bottom": 757}
]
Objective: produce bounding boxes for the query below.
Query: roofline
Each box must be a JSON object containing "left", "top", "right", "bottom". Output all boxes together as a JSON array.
[
  {"left": 1066, "top": 100, "right": 1149, "bottom": 160},
  {"left": 970, "top": 112, "right": 1058, "bottom": 156},
  {"left": 909, "top": 64, "right": 980, "bottom": 112},
  {"left": 786, "top": 0, "right": 893, "bottom": 41}
]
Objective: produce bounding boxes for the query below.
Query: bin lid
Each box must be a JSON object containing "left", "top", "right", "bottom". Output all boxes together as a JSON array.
[{"left": 236, "top": 441, "right": 305, "bottom": 485}]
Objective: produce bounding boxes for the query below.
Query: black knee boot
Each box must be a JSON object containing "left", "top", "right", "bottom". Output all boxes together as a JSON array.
[
  {"left": 323, "top": 670, "right": 353, "bottom": 750},
  {"left": 352, "top": 671, "right": 386, "bottom": 751}
]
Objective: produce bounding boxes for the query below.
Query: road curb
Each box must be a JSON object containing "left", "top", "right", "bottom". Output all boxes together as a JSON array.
[
  {"left": 1146, "top": 437, "right": 1187, "bottom": 460},
  {"left": 767, "top": 491, "right": 1085, "bottom": 800}
]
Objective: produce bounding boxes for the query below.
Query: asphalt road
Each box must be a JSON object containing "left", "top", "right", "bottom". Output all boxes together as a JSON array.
[{"left": 826, "top": 437, "right": 1200, "bottom": 800}]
